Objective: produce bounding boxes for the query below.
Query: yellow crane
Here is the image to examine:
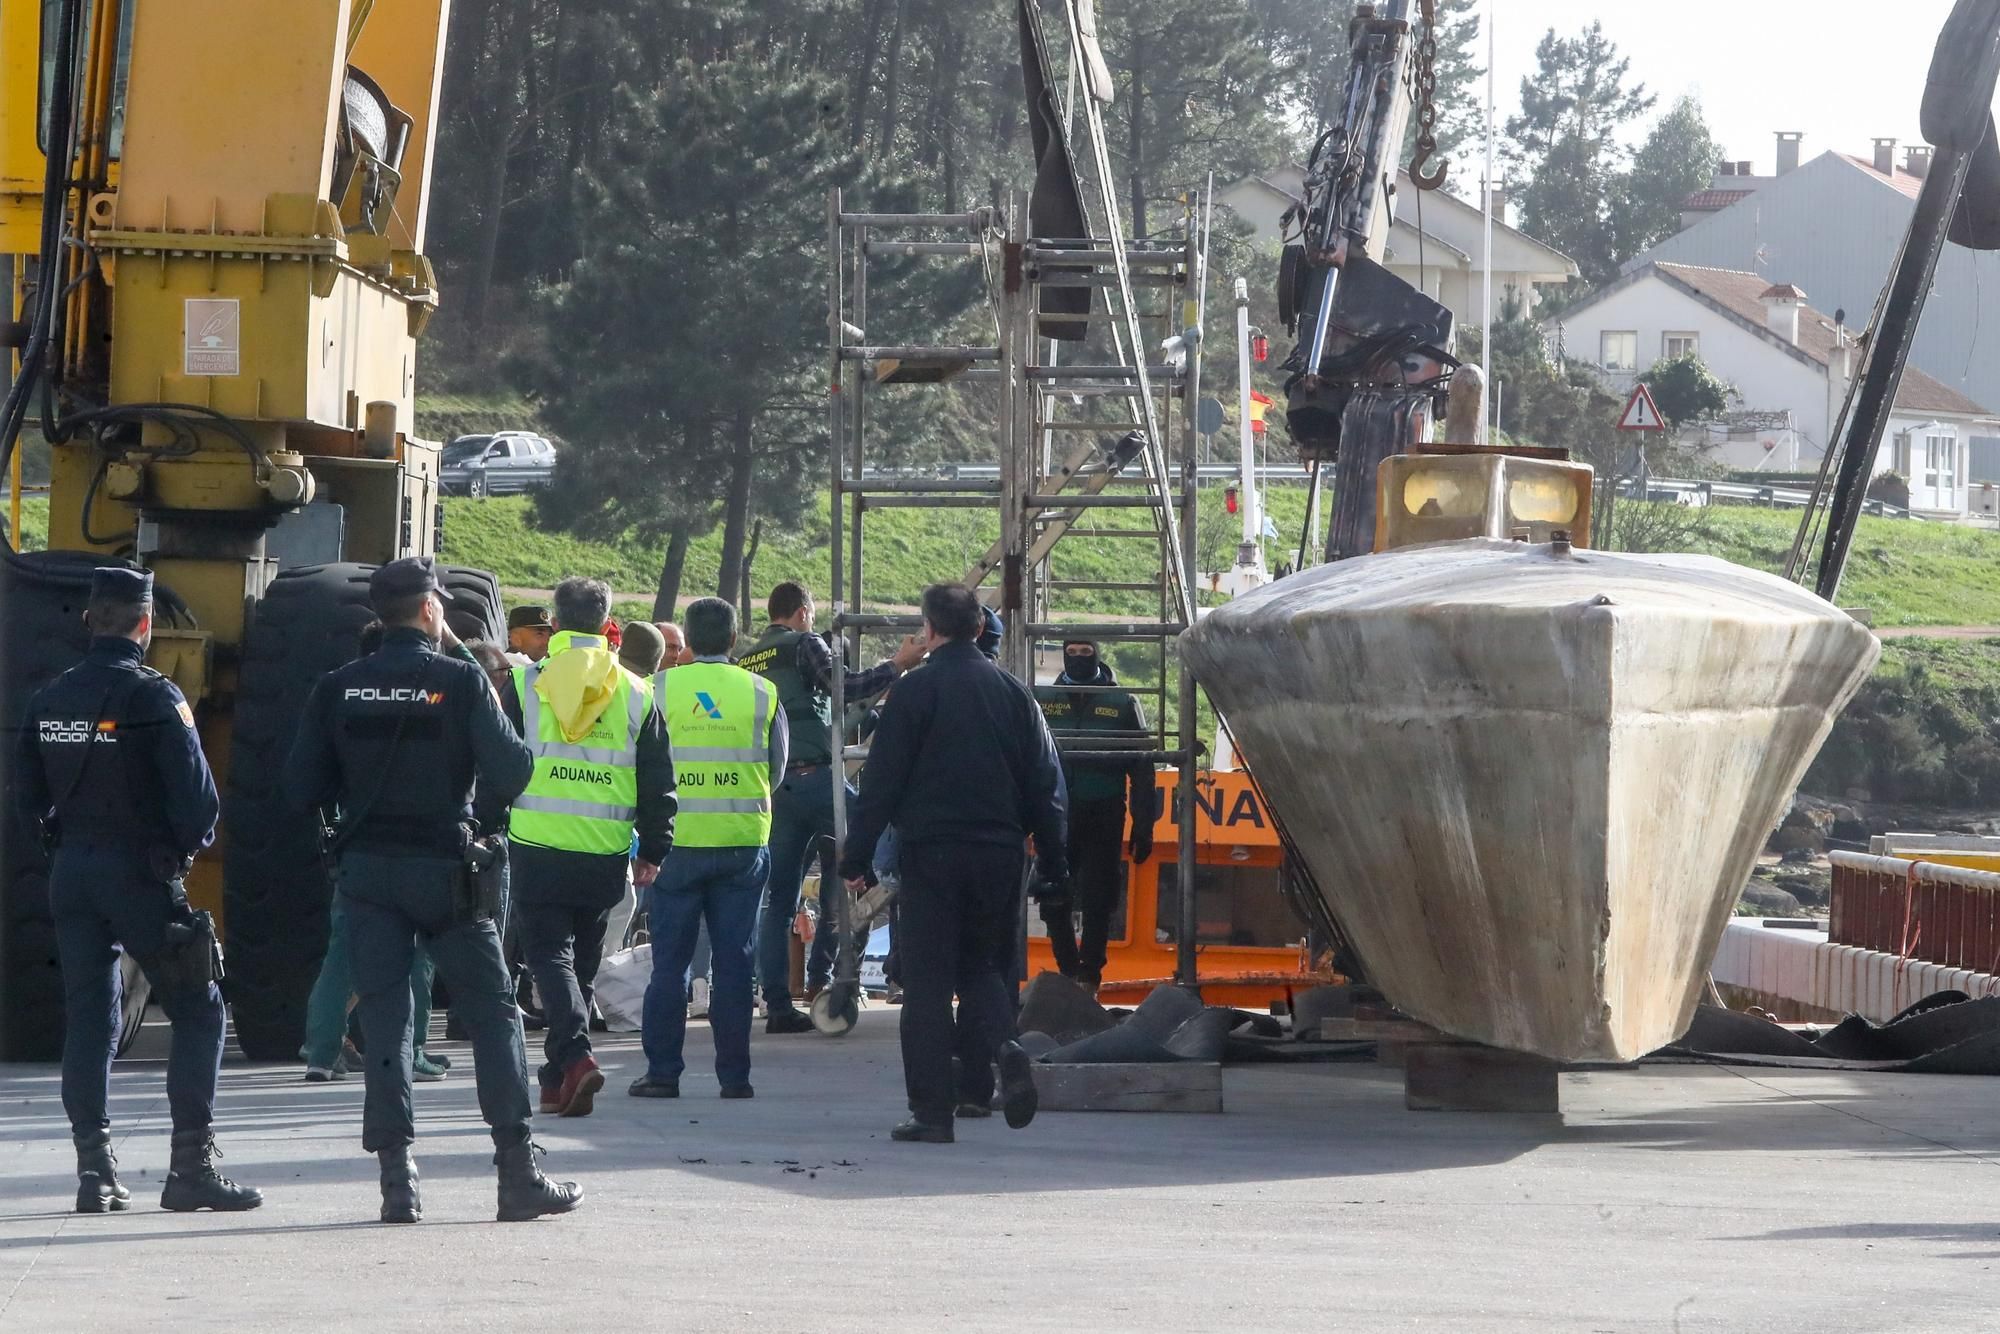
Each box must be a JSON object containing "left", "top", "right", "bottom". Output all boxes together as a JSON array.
[{"left": 1, "top": 0, "right": 499, "bottom": 1061}]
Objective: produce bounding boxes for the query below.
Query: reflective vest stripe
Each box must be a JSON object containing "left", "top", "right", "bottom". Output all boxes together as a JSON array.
[
  {"left": 515, "top": 794, "right": 640, "bottom": 822},
  {"left": 674, "top": 745, "right": 769, "bottom": 762},
  {"left": 676, "top": 796, "right": 772, "bottom": 814}
]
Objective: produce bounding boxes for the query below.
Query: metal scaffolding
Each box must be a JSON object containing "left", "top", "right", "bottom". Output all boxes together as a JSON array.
[{"left": 822, "top": 183, "right": 1210, "bottom": 989}]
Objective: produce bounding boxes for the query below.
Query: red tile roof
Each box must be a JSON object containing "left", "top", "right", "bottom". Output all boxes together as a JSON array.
[
  {"left": 1841, "top": 153, "right": 1926, "bottom": 200},
  {"left": 1651, "top": 263, "right": 1991, "bottom": 417},
  {"left": 1681, "top": 188, "right": 1755, "bottom": 211}
]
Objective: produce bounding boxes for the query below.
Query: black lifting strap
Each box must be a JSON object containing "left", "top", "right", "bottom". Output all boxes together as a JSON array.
[{"left": 323, "top": 654, "right": 435, "bottom": 860}]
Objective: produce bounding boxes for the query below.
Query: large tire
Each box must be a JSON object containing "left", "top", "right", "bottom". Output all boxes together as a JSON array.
[
  {"left": 438, "top": 564, "right": 505, "bottom": 647},
  {"left": 0, "top": 552, "right": 99, "bottom": 1061},
  {"left": 222, "top": 563, "right": 377, "bottom": 1061},
  {"left": 221, "top": 560, "right": 504, "bottom": 1060}
]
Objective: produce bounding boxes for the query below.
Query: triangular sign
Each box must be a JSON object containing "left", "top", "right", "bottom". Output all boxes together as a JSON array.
[{"left": 1618, "top": 383, "right": 1666, "bottom": 432}]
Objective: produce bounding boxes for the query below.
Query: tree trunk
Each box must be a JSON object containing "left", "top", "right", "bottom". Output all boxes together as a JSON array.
[
  {"left": 651, "top": 524, "right": 690, "bottom": 621},
  {"left": 465, "top": 0, "right": 533, "bottom": 330},
  {"left": 849, "top": 0, "right": 888, "bottom": 147},
  {"left": 715, "top": 408, "right": 756, "bottom": 599},
  {"left": 739, "top": 518, "right": 763, "bottom": 628},
  {"left": 1127, "top": 34, "right": 1147, "bottom": 238},
  {"left": 876, "top": 0, "right": 909, "bottom": 152}
]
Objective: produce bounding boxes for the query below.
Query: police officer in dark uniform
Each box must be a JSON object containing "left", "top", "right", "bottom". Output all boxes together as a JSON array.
[
  {"left": 13, "top": 567, "right": 262, "bottom": 1214},
  {"left": 1033, "top": 639, "right": 1156, "bottom": 989},
  {"left": 284, "top": 557, "right": 582, "bottom": 1225}
]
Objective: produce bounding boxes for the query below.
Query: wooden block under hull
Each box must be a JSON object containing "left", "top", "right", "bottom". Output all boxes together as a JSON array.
[{"left": 1034, "top": 1062, "right": 1224, "bottom": 1113}]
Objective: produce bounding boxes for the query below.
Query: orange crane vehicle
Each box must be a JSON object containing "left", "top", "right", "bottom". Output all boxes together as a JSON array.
[{"left": 0, "top": 0, "right": 503, "bottom": 1061}]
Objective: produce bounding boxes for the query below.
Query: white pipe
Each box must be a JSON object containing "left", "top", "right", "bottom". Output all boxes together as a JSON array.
[
  {"left": 1481, "top": 0, "right": 1496, "bottom": 438},
  {"left": 1235, "top": 276, "right": 1256, "bottom": 549}
]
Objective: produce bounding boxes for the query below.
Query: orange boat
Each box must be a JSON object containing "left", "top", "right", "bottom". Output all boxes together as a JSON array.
[{"left": 1026, "top": 768, "right": 1334, "bottom": 1008}]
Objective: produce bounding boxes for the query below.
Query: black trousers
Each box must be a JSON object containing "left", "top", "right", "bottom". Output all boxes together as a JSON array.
[
  {"left": 515, "top": 902, "right": 610, "bottom": 1090},
  {"left": 1042, "top": 796, "right": 1126, "bottom": 982},
  {"left": 509, "top": 841, "right": 625, "bottom": 1089},
  {"left": 338, "top": 852, "right": 531, "bottom": 1152},
  {"left": 897, "top": 839, "right": 1023, "bottom": 1124}
]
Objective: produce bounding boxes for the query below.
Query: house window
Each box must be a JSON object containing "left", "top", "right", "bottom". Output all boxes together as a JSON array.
[
  {"left": 1600, "top": 331, "right": 1638, "bottom": 371},
  {"left": 1663, "top": 332, "right": 1700, "bottom": 360},
  {"left": 1926, "top": 431, "right": 1958, "bottom": 490}
]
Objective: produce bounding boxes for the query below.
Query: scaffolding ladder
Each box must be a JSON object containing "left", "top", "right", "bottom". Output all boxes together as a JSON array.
[{"left": 823, "top": 185, "right": 1210, "bottom": 989}]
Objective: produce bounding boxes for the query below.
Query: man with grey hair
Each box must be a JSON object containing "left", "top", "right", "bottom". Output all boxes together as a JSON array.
[{"left": 500, "top": 576, "right": 676, "bottom": 1118}]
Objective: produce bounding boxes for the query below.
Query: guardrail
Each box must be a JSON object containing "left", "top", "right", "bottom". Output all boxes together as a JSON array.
[
  {"left": 1616, "top": 477, "right": 1910, "bottom": 519},
  {"left": 1828, "top": 850, "right": 2000, "bottom": 971}
]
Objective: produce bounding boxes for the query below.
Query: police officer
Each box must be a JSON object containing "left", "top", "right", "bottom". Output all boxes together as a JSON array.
[
  {"left": 13, "top": 567, "right": 262, "bottom": 1214},
  {"left": 738, "top": 581, "right": 923, "bottom": 1031},
  {"left": 1034, "top": 639, "right": 1156, "bottom": 990},
  {"left": 285, "top": 557, "right": 582, "bottom": 1225}
]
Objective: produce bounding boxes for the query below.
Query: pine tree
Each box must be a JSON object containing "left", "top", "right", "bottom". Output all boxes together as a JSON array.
[
  {"left": 1506, "top": 21, "right": 1655, "bottom": 287},
  {"left": 524, "top": 58, "right": 863, "bottom": 607},
  {"left": 1614, "top": 96, "right": 1720, "bottom": 263}
]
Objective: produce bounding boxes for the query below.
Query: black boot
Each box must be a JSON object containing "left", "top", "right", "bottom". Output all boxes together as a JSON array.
[
  {"left": 160, "top": 1132, "right": 264, "bottom": 1212},
  {"left": 378, "top": 1145, "right": 421, "bottom": 1224},
  {"left": 494, "top": 1141, "right": 582, "bottom": 1222},
  {"left": 74, "top": 1131, "right": 130, "bottom": 1214}
]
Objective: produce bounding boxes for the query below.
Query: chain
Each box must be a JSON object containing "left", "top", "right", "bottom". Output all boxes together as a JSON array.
[{"left": 1410, "top": 0, "right": 1447, "bottom": 190}]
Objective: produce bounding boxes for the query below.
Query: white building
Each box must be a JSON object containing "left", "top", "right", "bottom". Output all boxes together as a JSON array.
[
  {"left": 1216, "top": 166, "right": 1578, "bottom": 336},
  {"left": 1552, "top": 262, "right": 1998, "bottom": 517},
  {"left": 1637, "top": 137, "right": 2000, "bottom": 416}
]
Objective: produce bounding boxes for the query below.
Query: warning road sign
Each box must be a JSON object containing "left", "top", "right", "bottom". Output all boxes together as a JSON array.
[{"left": 1617, "top": 382, "right": 1665, "bottom": 432}]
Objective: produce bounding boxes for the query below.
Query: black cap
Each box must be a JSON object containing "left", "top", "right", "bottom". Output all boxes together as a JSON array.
[
  {"left": 508, "top": 604, "right": 552, "bottom": 632},
  {"left": 369, "top": 556, "right": 442, "bottom": 610},
  {"left": 90, "top": 566, "right": 152, "bottom": 608}
]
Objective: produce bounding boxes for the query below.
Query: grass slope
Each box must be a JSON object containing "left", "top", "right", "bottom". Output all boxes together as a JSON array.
[{"left": 15, "top": 489, "right": 2000, "bottom": 630}]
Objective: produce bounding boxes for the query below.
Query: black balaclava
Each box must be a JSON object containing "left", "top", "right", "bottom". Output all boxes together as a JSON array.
[{"left": 1062, "top": 640, "right": 1100, "bottom": 683}]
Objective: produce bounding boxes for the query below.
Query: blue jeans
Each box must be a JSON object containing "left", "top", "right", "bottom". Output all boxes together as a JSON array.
[
  {"left": 643, "top": 846, "right": 768, "bottom": 1088},
  {"left": 760, "top": 765, "right": 843, "bottom": 1005},
  {"left": 51, "top": 847, "right": 224, "bottom": 1137}
]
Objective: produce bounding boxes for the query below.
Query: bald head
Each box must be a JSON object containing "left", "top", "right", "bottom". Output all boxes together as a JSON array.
[{"left": 655, "top": 621, "right": 690, "bottom": 667}]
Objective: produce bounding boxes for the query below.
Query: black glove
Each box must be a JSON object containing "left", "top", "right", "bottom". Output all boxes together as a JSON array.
[
  {"left": 1129, "top": 830, "right": 1154, "bottom": 863},
  {"left": 1031, "top": 870, "right": 1070, "bottom": 907}
]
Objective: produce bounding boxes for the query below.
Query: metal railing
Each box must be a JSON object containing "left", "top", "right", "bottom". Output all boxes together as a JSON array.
[
  {"left": 1617, "top": 476, "right": 1911, "bottom": 518},
  {"left": 1829, "top": 850, "right": 2000, "bottom": 971}
]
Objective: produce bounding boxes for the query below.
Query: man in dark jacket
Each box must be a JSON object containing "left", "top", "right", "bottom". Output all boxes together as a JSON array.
[
  {"left": 1033, "top": 639, "right": 1156, "bottom": 989},
  {"left": 286, "top": 557, "right": 582, "bottom": 1223},
  {"left": 739, "top": 581, "right": 923, "bottom": 1031},
  {"left": 841, "top": 583, "right": 1067, "bottom": 1143}
]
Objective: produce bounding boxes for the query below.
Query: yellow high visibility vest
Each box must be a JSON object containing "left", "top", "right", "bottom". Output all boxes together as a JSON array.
[
  {"left": 511, "top": 635, "right": 650, "bottom": 855},
  {"left": 658, "top": 661, "right": 776, "bottom": 847}
]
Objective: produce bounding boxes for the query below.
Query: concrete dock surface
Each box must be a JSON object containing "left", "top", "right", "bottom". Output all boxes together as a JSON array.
[{"left": 2, "top": 1010, "right": 1997, "bottom": 1332}]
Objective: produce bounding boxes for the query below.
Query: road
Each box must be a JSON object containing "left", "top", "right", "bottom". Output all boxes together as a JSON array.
[{"left": 2, "top": 1011, "right": 1997, "bottom": 1331}]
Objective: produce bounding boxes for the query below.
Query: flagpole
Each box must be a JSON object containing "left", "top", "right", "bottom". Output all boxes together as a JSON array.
[{"left": 1481, "top": 0, "right": 1496, "bottom": 440}]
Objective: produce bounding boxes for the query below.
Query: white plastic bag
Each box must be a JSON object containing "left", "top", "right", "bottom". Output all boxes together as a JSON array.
[{"left": 593, "top": 944, "right": 650, "bottom": 1032}]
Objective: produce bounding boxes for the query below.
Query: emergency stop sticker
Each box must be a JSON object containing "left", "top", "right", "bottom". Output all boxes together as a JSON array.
[{"left": 184, "top": 298, "right": 240, "bottom": 376}]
